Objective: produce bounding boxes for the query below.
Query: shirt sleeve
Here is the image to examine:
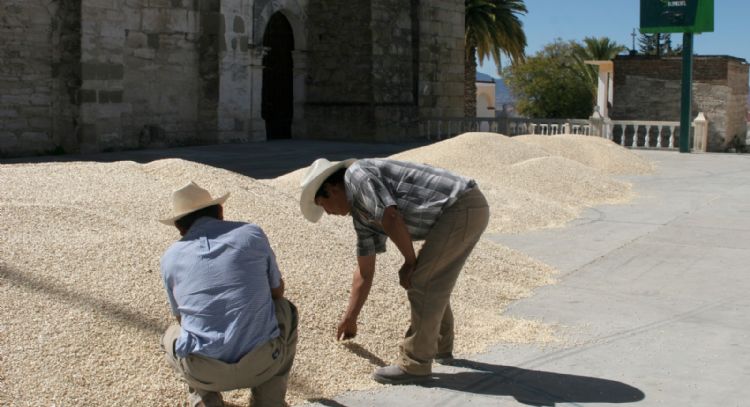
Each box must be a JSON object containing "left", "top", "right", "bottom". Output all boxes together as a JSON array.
[{"left": 353, "top": 217, "right": 387, "bottom": 257}]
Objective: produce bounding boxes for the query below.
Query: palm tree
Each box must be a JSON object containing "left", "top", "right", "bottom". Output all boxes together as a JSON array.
[
  {"left": 571, "top": 36, "right": 627, "bottom": 100},
  {"left": 465, "top": 0, "right": 527, "bottom": 118}
]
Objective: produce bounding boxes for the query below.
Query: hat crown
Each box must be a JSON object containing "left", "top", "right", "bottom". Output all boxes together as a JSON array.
[
  {"left": 300, "top": 158, "right": 334, "bottom": 188},
  {"left": 298, "top": 157, "right": 356, "bottom": 223},
  {"left": 158, "top": 181, "right": 229, "bottom": 226},
  {"left": 172, "top": 181, "right": 214, "bottom": 213}
]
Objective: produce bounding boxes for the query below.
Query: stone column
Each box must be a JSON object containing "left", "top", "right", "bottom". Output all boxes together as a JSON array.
[
  {"left": 692, "top": 112, "right": 708, "bottom": 152},
  {"left": 589, "top": 107, "right": 605, "bottom": 138},
  {"left": 291, "top": 49, "right": 308, "bottom": 137},
  {"left": 248, "top": 45, "right": 267, "bottom": 141}
]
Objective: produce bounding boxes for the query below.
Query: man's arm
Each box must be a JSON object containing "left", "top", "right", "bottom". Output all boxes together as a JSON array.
[
  {"left": 380, "top": 205, "right": 417, "bottom": 289},
  {"left": 337, "top": 254, "right": 376, "bottom": 340}
]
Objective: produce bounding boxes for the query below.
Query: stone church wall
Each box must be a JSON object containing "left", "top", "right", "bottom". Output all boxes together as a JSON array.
[
  {"left": 1, "top": 0, "right": 465, "bottom": 157},
  {"left": 1, "top": 1, "right": 80, "bottom": 156}
]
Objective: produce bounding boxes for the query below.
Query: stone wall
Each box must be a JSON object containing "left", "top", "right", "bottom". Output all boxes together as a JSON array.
[
  {"left": 120, "top": 0, "right": 210, "bottom": 150},
  {"left": 0, "top": 1, "right": 80, "bottom": 157},
  {"left": 303, "top": 0, "right": 376, "bottom": 141},
  {"left": 303, "top": 0, "right": 464, "bottom": 142},
  {"left": 417, "top": 0, "right": 463, "bottom": 120},
  {"left": 611, "top": 55, "right": 749, "bottom": 151},
  {"left": 1, "top": 0, "right": 465, "bottom": 157}
]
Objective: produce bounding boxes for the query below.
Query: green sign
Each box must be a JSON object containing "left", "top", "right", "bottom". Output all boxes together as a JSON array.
[{"left": 640, "top": 0, "right": 714, "bottom": 33}]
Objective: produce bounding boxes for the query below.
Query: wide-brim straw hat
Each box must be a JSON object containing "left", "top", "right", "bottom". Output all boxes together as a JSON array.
[
  {"left": 299, "top": 158, "right": 356, "bottom": 222},
  {"left": 159, "top": 181, "right": 229, "bottom": 226}
]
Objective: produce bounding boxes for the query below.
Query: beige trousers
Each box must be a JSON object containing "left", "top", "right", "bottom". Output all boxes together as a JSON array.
[
  {"left": 399, "top": 187, "right": 489, "bottom": 375},
  {"left": 161, "top": 298, "right": 298, "bottom": 407}
]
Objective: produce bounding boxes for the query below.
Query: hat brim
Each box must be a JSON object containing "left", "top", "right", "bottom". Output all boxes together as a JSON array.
[
  {"left": 158, "top": 193, "right": 230, "bottom": 226},
  {"left": 300, "top": 159, "right": 356, "bottom": 222}
]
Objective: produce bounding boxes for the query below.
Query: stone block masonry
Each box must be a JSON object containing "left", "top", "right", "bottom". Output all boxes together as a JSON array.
[
  {"left": 612, "top": 55, "right": 749, "bottom": 151},
  {"left": 1, "top": 0, "right": 466, "bottom": 157},
  {"left": 0, "top": 0, "right": 80, "bottom": 157}
]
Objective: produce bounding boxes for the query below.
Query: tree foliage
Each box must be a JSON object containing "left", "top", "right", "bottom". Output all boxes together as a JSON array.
[
  {"left": 571, "top": 37, "right": 628, "bottom": 99},
  {"left": 638, "top": 33, "right": 681, "bottom": 56},
  {"left": 464, "top": 0, "right": 527, "bottom": 117},
  {"left": 503, "top": 40, "right": 597, "bottom": 119}
]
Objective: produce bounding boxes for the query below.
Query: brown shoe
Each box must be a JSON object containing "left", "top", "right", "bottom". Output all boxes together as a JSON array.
[{"left": 434, "top": 352, "right": 454, "bottom": 365}]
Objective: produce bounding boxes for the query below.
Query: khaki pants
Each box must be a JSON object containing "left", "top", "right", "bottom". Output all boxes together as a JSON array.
[
  {"left": 399, "top": 187, "right": 489, "bottom": 375},
  {"left": 161, "top": 298, "right": 298, "bottom": 407}
]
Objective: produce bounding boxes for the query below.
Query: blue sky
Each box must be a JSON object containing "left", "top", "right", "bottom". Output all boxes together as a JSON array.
[{"left": 476, "top": 0, "right": 750, "bottom": 78}]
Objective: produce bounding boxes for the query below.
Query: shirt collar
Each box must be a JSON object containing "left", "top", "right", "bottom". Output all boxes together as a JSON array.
[{"left": 185, "top": 216, "right": 215, "bottom": 236}]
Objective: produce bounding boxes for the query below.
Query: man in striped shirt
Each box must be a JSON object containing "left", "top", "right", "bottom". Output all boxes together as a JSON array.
[{"left": 300, "top": 158, "right": 489, "bottom": 384}]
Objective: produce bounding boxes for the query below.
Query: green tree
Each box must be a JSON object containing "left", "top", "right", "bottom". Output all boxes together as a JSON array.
[
  {"left": 465, "top": 0, "right": 527, "bottom": 117},
  {"left": 503, "top": 39, "right": 594, "bottom": 118},
  {"left": 571, "top": 36, "right": 627, "bottom": 99},
  {"left": 638, "top": 33, "right": 681, "bottom": 56}
]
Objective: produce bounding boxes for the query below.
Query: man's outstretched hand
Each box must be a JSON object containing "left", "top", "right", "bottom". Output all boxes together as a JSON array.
[
  {"left": 398, "top": 261, "right": 416, "bottom": 289},
  {"left": 337, "top": 316, "right": 358, "bottom": 340}
]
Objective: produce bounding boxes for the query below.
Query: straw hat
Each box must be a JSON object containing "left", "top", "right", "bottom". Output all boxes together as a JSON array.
[
  {"left": 299, "top": 158, "right": 356, "bottom": 222},
  {"left": 159, "top": 181, "right": 229, "bottom": 225}
]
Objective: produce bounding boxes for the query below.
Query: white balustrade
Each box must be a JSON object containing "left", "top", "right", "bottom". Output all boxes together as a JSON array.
[{"left": 419, "top": 114, "right": 704, "bottom": 151}]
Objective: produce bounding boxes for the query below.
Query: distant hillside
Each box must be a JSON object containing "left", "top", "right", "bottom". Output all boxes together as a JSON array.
[{"left": 494, "top": 77, "right": 514, "bottom": 105}]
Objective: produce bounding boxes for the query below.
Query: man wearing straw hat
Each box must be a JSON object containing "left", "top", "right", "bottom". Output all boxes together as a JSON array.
[
  {"left": 299, "top": 158, "right": 489, "bottom": 384},
  {"left": 159, "top": 181, "right": 298, "bottom": 407}
]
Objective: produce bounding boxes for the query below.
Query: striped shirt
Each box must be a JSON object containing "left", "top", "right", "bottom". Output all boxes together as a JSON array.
[
  {"left": 345, "top": 158, "right": 475, "bottom": 257},
  {"left": 161, "top": 217, "right": 282, "bottom": 363}
]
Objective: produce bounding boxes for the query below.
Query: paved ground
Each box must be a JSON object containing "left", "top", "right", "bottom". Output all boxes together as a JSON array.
[
  {"left": 7, "top": 143, "right": 747, "bottom": 406},
  {"left": 299, "top": 150, "right": 750, "bottom": 406}
]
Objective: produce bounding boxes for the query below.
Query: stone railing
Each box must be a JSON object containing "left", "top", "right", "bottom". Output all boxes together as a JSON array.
[
  {"left": 591, "top": 112, "right": 708, "bottom": 151},
  {"left": 606, "top": 120, "right": 682, "bottom": 149},
  {"left": 420, "top": 114, "right": 709, "bottom": 152},
  {"left": 419, "top": 117, "right": 591, "bottom": 140}
]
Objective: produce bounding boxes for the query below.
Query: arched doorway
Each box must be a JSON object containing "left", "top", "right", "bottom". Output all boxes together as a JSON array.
[{"left": 261, "top": 13, "right": 294, "bottom": 140}]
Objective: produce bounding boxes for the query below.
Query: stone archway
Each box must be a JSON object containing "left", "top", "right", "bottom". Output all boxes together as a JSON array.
[{"left": 261, "top": 13, "right": 294, "bottom": 140}]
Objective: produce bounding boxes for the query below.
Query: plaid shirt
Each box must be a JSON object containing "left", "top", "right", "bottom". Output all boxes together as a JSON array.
[{"left": 345, "top": 158, "right": 475, "bottom": 256}]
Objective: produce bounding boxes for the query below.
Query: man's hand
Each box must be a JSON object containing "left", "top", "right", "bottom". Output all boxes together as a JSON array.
[
  {"left": 271, "top": 278, "right": 285, "bottom": 299},
  {"left": 398, "top": 260, "right": 416, "bottom": 289},
  {"left": 337, "top": 316, "right": 358, "bottom": 340}
]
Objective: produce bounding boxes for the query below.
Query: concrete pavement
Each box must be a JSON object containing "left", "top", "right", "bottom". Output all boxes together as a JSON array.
[{"left": 300, "top": 150, "right": 750, "bottom": 406}]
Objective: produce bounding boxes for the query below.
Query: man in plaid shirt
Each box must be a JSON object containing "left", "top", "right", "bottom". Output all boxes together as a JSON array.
[{"left": 299, "top": 157, "right": 490, "bottom": 384}]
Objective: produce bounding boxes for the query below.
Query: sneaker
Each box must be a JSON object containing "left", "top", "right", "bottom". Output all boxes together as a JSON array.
[
  {"left": 434, "top": 352, "right": 454, "bottom": 365},
  {"left": 372, "top": 365, "right": 431, "bottom": 385}
]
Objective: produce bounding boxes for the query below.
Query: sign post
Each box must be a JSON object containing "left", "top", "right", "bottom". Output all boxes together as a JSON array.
[
  {"left": 640, "top": 0, "right": 714, "bottom": 153},
  {"left": 680, "top": 33, "right": 693, "bottom": 152}
]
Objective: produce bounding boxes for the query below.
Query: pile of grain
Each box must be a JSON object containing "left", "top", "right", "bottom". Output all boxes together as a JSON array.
[
  {"left": 0, "top": 158, "right": 555, "bottom": 406},
  {"left": 514, "top": 134, "right": 654, "bottom": 175},
  {"left": 269, "top": 132, "right": 651, "bottom": 233},
  {"left": 0, "top": 133, "right": 650, "bottom": 405}
]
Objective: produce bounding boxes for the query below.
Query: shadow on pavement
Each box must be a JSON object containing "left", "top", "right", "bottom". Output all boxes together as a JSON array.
[
  {"left": 423, "top": 359, "right": 645, "bottom": 406},
  {"left": 0, "top": 140, "right": 428, "bottom": 179},
  {"left": 305, "top": 399, "right": 349, "bottom": 407}
]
